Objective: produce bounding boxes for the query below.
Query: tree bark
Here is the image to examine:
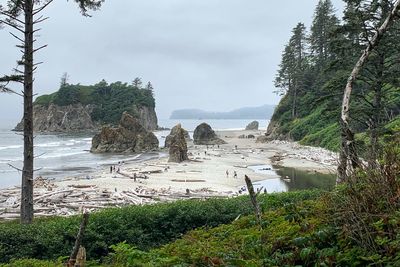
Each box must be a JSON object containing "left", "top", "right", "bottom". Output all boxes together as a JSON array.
[
  {"left": 21, "top": 0, "right": 34, "bottom": 224},
  {"left": 337, "top": 0, "right": 400, "bottom": 182},
  {"left": 68, "top": 212, "right": 89, "bottom": 267},
  {"left": 370, "top": 52, "right": 384, "bottom": 164},
  {"left": 244, "top": 175, "right": 262, "bottom": 225}
]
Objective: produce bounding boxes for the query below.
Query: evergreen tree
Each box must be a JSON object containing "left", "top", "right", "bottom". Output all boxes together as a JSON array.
[
  {"left": 310, "top": 0, "right": 339, "bottom": 69},
  {"left": 132, "top": 77, "right": 143, "bottom": 88},
  {"left": 274, "top": 23, "right": 309, "bottom": 118}
]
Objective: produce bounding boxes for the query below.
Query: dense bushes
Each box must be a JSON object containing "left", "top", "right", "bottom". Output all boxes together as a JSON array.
[
  {"left": 0, "top": 190, "right": 322, "bottom": 263},
  {"left": 105, "top": 145, "right": 400, "bottom": 266},
  {"left": 33, "top": 80, "right": 155, "bottom": 125}
]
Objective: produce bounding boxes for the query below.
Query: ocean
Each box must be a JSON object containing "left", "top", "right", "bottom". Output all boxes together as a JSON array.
[{"left": 0, "top": 119, "right": 268, "bottom": 188}]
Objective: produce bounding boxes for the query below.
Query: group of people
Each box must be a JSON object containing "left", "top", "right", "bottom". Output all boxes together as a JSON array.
[
  {"left": 109, "top": 161, "right": 124, "bottom": 174},
  {"left": 226, "top": 170, "right": 238, "bottom": 179}
]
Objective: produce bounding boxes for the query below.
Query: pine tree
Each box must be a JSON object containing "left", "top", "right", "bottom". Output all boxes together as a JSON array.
[
  {"left": 274, "top": 23, "right": 309, "bottom": 118},
  {"left": 132, "top": 77, "right": 143, "bottom": 88},
  {"left": 310, "top": 0, "right": 339, "bottom": 69}
]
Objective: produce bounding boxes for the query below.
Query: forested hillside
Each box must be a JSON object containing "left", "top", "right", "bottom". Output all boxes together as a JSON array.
[
  {"left": 34, "top": 78, "right": 155, "bottom": 125},
  {"left": 265, "top": 0, "right": 400, "bottom": 152}
]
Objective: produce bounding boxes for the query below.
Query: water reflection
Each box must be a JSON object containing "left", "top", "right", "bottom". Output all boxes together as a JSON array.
[{"left": 245, "top": 164, "right": 336, "bottom": 193}]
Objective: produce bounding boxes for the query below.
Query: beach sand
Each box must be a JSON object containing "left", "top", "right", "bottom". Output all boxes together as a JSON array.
[{"left": 56, "top": 129, "right": 338, "bottom": 193}]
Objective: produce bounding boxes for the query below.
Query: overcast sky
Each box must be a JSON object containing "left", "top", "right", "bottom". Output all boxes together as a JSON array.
[{"left": 0, "top": 0, "right": 345, "bottom": 127}]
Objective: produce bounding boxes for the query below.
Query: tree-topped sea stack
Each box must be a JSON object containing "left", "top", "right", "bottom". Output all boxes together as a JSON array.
[
  {"left": 90, "top": 112, "right": 159, "bottom": 153},
  {"left": 168, "top": 124, "right": 189, "bottom": 163},
  {"left": 193, "top": 123, "right": 226, "bottom": 145},
  {"left": 164, "top": 124, "right": 191, "bottom": 148},
  {"left": 245, "top": 121, "right": 259, "bottom": 130},
  {"left": 14, "top": 79, "right": 158, "bottom": 132}
]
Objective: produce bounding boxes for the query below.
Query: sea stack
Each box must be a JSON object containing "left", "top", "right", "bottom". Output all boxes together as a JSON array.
[
  {"left": 164, "top": 124, "right": 191, "bottom": 148},
  {"left": 193, "top": 123, "right": 226, "bottom": 145},
  {"left": 90, "top": 112, "right": 159, "bottom": 153},
  {"left": 168, "top": 124, "right": 189, "bottom": 163},
  {"left": 245, "top": 121, "right": 259, "bottom": 130}
]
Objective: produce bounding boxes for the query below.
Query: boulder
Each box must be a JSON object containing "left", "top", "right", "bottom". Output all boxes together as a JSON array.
[
  {"left": 91, "top": 112, "right": 159, "bottom": 153},
  {"left": 193, "top": 123, "right": 226, "bottom": 145},
  {"left": 168, "top": 124, "right": 189, "bottom": 163},
  {"left": 164, "top": 124, "right": 191, "bottom": 148},
  {"left": 245, "top": 121, "right": 259, "bottom": 130}
]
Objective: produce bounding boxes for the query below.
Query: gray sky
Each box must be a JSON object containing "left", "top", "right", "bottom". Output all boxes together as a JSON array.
[{"left": 0, "top": 0, "right": 344, "bottom": 127}]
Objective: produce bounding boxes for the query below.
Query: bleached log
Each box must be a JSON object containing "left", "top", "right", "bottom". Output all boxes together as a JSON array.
[{"left": 34, "top": 189, "right": 74, "bottom": 202}]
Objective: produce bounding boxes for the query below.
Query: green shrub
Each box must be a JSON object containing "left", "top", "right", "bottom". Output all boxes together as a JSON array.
[{"left": 0, "top": 190, "right": 322, "bottom": 263}]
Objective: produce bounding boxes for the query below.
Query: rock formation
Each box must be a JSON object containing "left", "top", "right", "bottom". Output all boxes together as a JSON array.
[
  {"left": 193, "top": 123, "right": 226, "bottom": 145},
  {"left": 245, "top": 121, "right": 259, "bottom": 130},
  {"left": 168, "top": 124, "right": 189, "bottom": 163},
  {"left": 14, "top": 104, "right": 158, "bottom": 133},
  {"left": 90, "top": 112, "right": 159, "bottom": 153},
  {"left": 14, "top": 103, "right": 97, "bottom": 132},
  {"left": 136, "top": 106, "right": 158, "bottom": 131},
  {"left": 164, "top": 124, "right": 191, "bottom": 148}
]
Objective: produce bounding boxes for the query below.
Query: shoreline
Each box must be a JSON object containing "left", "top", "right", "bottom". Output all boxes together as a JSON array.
[{"left": 0, "top": 129, "right": 337, "bottom": 219}]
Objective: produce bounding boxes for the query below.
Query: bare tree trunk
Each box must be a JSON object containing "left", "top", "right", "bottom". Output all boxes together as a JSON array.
[
  {"left": 21, "top": 0, "right": 34, "bottom": 224},
  {"left": 68, "top": 212, "right": 89, "bottom": 267},
  {"left": 370, "top": 53, "right": 384, "bottom": 164},
  {"left": 337, "top": 0, "right": 400, "bottom": 182},
  {"left": 292, "top": 86, "right": 297, "bottom": 119},
  {"left": 244, "top": 175, "right": 262, "bottom": 225}
]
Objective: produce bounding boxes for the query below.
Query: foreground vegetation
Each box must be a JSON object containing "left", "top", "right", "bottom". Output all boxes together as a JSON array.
[
  {"left": 1, "top": 137, "right": 397, "bottom": 266},
  {"left": 0, "top": 190, "right": 322, "bottom": 264}
]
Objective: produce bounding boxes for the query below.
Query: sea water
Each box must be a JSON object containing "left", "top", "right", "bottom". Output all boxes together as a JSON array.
[{"left": 0, "top": 119, "right": 269, "bottom": 188}]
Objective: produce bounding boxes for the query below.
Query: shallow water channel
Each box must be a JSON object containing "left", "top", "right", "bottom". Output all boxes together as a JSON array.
[{"left": 245, "top": 164, "right": 336, "bottom": 193}]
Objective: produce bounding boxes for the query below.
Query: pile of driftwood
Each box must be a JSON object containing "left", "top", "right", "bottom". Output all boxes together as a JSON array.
[{"left": 0, "top": 177, "right": 234, "bottom": 220}]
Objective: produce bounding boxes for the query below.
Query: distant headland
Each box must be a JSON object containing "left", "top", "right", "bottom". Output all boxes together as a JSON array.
[{"left": 169, "top": 104, "right": 275, "bottom": 120}]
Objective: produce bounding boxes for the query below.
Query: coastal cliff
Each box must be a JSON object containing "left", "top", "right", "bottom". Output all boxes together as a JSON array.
[
  {"left": 14, "top": 80, "right": 158, "bottom": 133},
  {"left": 14, "top": 103, "right": 97, "bottom": 132}
]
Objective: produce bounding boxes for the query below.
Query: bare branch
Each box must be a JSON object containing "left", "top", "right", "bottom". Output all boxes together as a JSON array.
[
  {"left": 33, "top": 16, "right": 49, "bottom": 24},
  {"left": 8, "top": 164, "right": 22, "bottom": 172},
  {"left": 9, "top": 31, "right": 24, "bottom": 43},
  {"left": 32, "top": 44, "right": 47, "bottom": 54},
  {"left": 33, "top": 0, "right": 54, "bottom": 15},
  {"left": 0, "top": 19, "right": 24, "bottom": 33}
]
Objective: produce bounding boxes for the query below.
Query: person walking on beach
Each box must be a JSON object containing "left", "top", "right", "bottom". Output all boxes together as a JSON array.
[
  {"left": 110, "top": 166, "right": 113, "bottom": 173},
  {"left": 226, "top": 170, "right": 229, "bottom": 178},
  {"left": 233, "top": 171, "right": 237, "bottom": 179}
]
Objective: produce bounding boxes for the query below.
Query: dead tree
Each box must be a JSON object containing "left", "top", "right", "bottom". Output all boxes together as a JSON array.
[
  {"left": 244, "top": 175, "right": 262, "bottom": 226},
  {"left": 68, "top": 212, "right": 89, "bottom": 267},
  {"left": 0, "top": 0, "right": 103, "bottom": 224},
  {"left": 338, "top": 0, "right": 400, "bottom": 182}
]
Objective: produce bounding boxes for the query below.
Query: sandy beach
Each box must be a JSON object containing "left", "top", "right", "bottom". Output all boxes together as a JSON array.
[
  {"left": 57, "top": 129, "right": 337, "bottom": 192},
  {"left": 0, "top": 129, "right": 338, "bottom": 219}
]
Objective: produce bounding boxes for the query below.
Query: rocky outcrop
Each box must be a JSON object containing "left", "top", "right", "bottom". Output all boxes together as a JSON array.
[
  {"left": 193, "top": 123, "right": 226, "bottom": 145},
  {"left": 14, "top": 103, "right": 97, "bottom": 132},
  {"left": 168, "top": 124, "right": 189, "bottom": 163},
  {"left": 14, "top": 104, "right": 158, "bottom": 133},
  {"left": 164, "top": 124, "right": 191, "bottom": 148},
  {"left": 257, "top": 119, "right": 284, "bottom": 143},
  {"left": 136, "top": 106, "right": 158, "bottom": 131},
  {"left": 90, "top": 112, "right": 159, "bottom": 153},
  {"left": 245, "top": 121, "right": 259, "bottom": 130}
]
